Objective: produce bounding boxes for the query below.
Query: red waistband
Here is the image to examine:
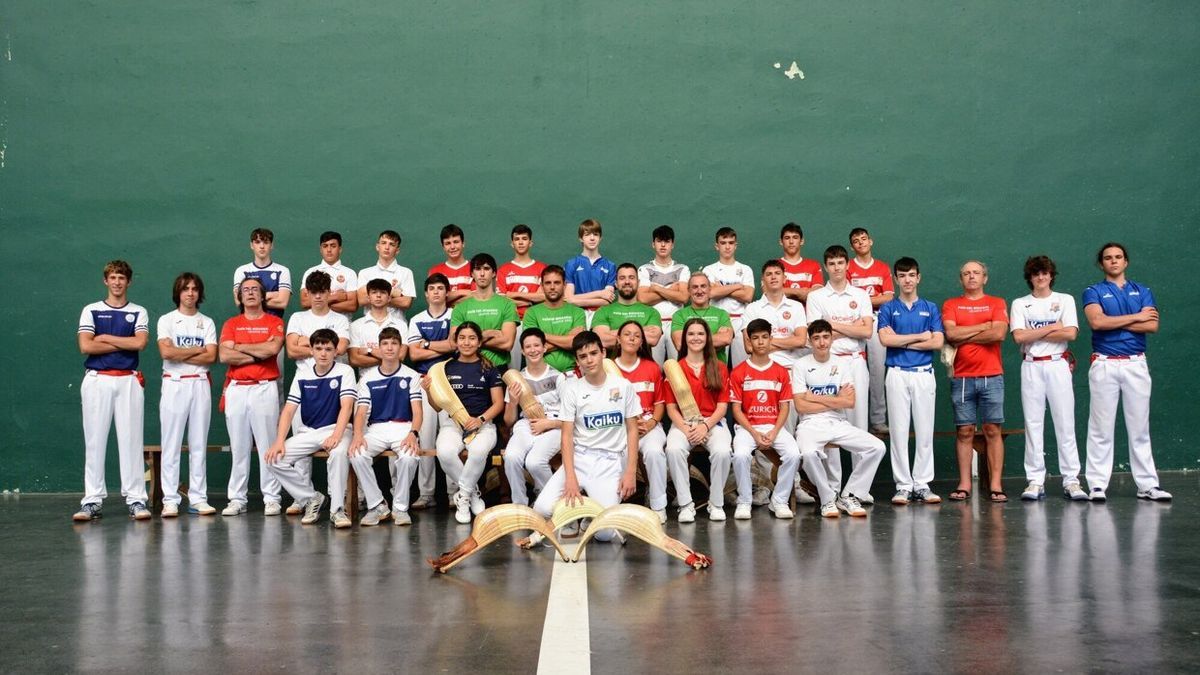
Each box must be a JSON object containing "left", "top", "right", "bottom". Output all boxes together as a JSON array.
[
  {"left": 163, "top": 373, "right": 207, "bottom": 379},
  {"left": 1026, "top": 355, "right": 1058, "bottom": 362},
  {"left": 96, "top": 369, "right": 135, "bottom": 376},
  {"left": 834, "top": 351, "right": 867, "bottom": 359}
]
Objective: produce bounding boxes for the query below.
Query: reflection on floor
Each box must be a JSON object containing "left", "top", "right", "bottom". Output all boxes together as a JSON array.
[{"left": 1, "top": 472, "right": 1196, "bottom": 673}]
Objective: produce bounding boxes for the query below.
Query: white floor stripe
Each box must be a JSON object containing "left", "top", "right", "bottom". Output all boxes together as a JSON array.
[{"left": 537, "top": 546, "right": 590, "bottom": 675}]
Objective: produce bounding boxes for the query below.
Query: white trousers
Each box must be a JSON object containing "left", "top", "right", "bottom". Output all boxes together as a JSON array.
[
  {"left": 1086, "top": 357, "right": 1159, "bottom": 491},
  {"left": 866, "top": 320, "right": 887, "bottom": 427},
  {"left": 415, "top": 396, "right": 438, "bottom": 498},
  {"left": 797, "top": 417, "right": 886, "bottom": 504},
  {"left": 732, "top": 424, "right": 800, "bottom": 505},
  {"left": 652, "top": 318, "right": 679, "bottom": 365},
  {"left": 533, "top": 448, "right": 625, "bottom": 541},
  {"left": 269, "top": 425, "right": 352, "bottom": 507},
  {"left": 159, "top": 377, "right": 211, "bottom": 506},
  {"left": 80, "top": 371, "right": 146, "bottom": 506},
  {"left": 353, "top": 422, "right": 418, "bottom": 512},
  {"left": 823, "top": 355, "right": 870, "bottom": 487},
  {"left": 1021, "top": 358, "right": 1080, "bottom": 485},
  {"left": 225, "top": 381, "right": 281, "bottom": 506},
  {"left": 435, "top": 413, "right": 498, "bottom": 495},
  {"left": 503, "top": 418, "right": 561, "bottom": 505},
  {"left": 885, "top": 368, "right": 936, "bottom": 492},
  {"left": 664, "top": 422, "right": 733, "bottom": 508},
  {"left": 634, "top": 424, "right": 673, "bottom": 510}
]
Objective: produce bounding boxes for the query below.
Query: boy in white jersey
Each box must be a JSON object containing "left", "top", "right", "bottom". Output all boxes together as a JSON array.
[
  {"left": 156, "top": 272, "right": 218, "bottom": 517},
  {"left": 74, "top": 260, "right": 151, "bottom": 522},
  {"left": 349, "top": 327, "right": 424, "bottom": 526},
  {"left": 299, "top": 230, "right": 359, "bottom": 318},
  {"left": 1011, "top": 255, "right": 1085, "bottom": 501},
  {"left": 349, "top": 278, "right": 409, "bottom": 375},
  {"left": 730, "top": 319, "right": 800, "bottom": 520},
  {"left": 847, "top": 228, "right": 895, "bottom": 433},
  {"left": 702, "top": 227, "right": 755, "bottom": 367},
  {"left": 264, "top": 329, "right": 357, "bottom": 526},
  {"left": 286, "top": 271, "right": 351, "bottom": 370},
  {"left": 638, "top": 225, "right": 690, "bottom": 363},
  {"left": 531, "top": 331, "right": 641, "bottom": 543},
  {"left": 792, "top": 320, "right": 886, "bottom": 518},
  {"left": 356, "top": 229, "right": 417, "bottom": 323},
  {"left": 405, "top": 274, "right": 455, "bottom": 509},
  {"left": 502, "top": 328, "right": 566, "bottom": 506}
]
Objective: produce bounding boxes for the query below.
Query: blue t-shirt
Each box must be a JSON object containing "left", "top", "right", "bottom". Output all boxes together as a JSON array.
[
  {"left": 406, "top": 308, "right": 453, "bottom": 373},
  {"left": 877, "top": 297, "right": 944, "bottom": 368},
  {"left": 1082, "top": 280, "right": 1155, "bottom": 356},
  {"left": 564, "top": 254, "right": 617, "bottom": 294},
  {"left": 286, "top": 363, "right": 357, "bottom": 432},
  {"left": 78, "top": 301, "right": 149, "bottom": 371},
  {"left": 443, "top": 359, "right": 503, "bottom": 418},
  {"left": 357, "top": 365, "right": 422, "bottom": 425}
]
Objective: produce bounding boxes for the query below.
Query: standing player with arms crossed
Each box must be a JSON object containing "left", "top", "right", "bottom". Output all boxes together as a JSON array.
[
  {"left": 233, "top": 228, "right": 291, "bottom": 397},
  {"left": 299, "top": 231, "right": 358, "bottom": 319},
  {"left": 778, "top": 223, "right": 825, "bottom": 304},
  {"left": 846, "top": 228, "right": 895, "bottom": 433},
  {"left": 564, "top": 218, "right": 617, "bottom": 323},
  {"left": 702, "top": 227, "right": 756, "bottom": 367},
  {"left": 497, "top": 224, "right": 546, "bottom": 368},
  {"left": 943, "top": 260, "right": 1009, "bottom": 502},
  {"left": 218, "top": 277, "right": 286, "bottom": 517},
  {"left": 264, "top": 329, "right": 357, "bottom": 527},
  {"left": 428, "top": 224, "right": 475, "bottom": 306},
  {"left": 451, "top": 253, "right": 519, "bottom": 370},
  {"left": 592, "top": 263, "right": 663, "bottom": 354},
  {"left": 74, "top": 260, "right": 151, "bottom": 522},
  {"left": 670, "top": 272, "right": 735, "bottom": 364},
  {"left": 612, "top": 321, "right": 670, "bottom": 523},
  {"left": 1011, "top": 255, "right": 1086, "bottom": 502},
  {"left": 521, "top": 265, "right": 587, "bottom": 375},
  {"left": 638, "top": 226, "right": 689, "bottom": 363},
  {"left": 531, "top": 331, "right": 642, "bottom": 544},
  {"left": 877, "top": 257, "right": 944, "bottom": 506},
  {"left": 792, "top": 320, "right": 887, "bottom": 518},
  {"left": 729, "top": 319, "right": 800, "bottom": 520},
  {"left": 156, "top": 272, "right": 218, "bottom": 517},
  {"left": 349, "top": 327, "right": 424, "bottom": 526},
  {"left": 502, "top": 329, "right": 566, "bottom": 506},
  {"left": 405, "top": 274, "right": 454, "bottom": 509},
  {"left": 357, "top": 230, "right": 417, "bottom": 323},
  {"left": 1082, "top": 243, "right": 1170, "bottom": 502},
  {"left": 349, "top": 279, "right": 409, "bottom": 375}
]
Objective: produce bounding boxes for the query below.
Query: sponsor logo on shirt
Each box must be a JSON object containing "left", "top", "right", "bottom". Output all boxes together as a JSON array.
[
  {"left": 582, "top": 411, "right": 624, "bottom": 430},
  {"left": 809, "top": 384, "right": 839, "bottom": 396}
]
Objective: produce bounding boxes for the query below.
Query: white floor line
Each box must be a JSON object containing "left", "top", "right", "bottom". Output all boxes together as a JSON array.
[{"left": 537, "top": 545, "right": 590, "bottom": 675}]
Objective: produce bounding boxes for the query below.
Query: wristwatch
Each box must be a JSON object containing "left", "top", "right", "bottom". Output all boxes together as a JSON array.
[{"left": 421, "top": 339, "right": 431, "bottom": 349}]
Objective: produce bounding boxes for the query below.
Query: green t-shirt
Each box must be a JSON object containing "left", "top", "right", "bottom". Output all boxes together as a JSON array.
[
  {"left": 671, "top": 304, "right": 733, "bottom": 363},
  {"left": 522, "top": 302, "right": 587, "bottom": 373},
  {"left": 591, "top": 301, "right": 662, "bottom": 331},
  {"left": 451, "top": 294, "right": 519, "bottom": 367}
]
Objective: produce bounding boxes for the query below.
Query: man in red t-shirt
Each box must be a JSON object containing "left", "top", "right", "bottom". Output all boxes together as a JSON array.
[
  {"left": 427, "top": 224, "right": 475, "bottom": 306},
  {"left": 942, "top": 260, "right": 1009, "bottom": 502},
  {"left": 778, "top": 222, "right": 825, "bottom": 304},
  {"left": 218, "top": 277, "right": 286, "bottom": 516},
  {"left": 497, "top": 224, "right": 547, "bottom": 369},
  {"left": 847, "top": 228, "right": 895, "bottom": 433}
]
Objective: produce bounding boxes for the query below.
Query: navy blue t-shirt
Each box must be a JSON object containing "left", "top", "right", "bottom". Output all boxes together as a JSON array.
[{"left": 444, "top": 359, "right": 503, "bottom": 417}]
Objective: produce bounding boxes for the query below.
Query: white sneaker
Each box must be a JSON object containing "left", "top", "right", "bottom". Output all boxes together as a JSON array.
[
  {"left": 1137, "top": 486, "right": 1173, "bottom": 502},
  {"left": 1064, "top": 482, "right": 1089, "bottom": 501},
  {"left": 892, "top": 489, "right": 912, "bottom": 506},
  {"left": 734, "top": 503, "right": 752, "bottom": 520},
  {"left": 770, "top": 501, "right": 794, "bottom": 519},
  {"left": 653, "top": 508, "right": 667, "bottom": 525},
  {"left": 330, "top": 509, "right": 352, "bottom": 529},
  {"left": 707, "top": 505, "right": 727, "bottom": 522},
  {"left": 162, "top": 503, "right": 179, "bottom": 518},
  {"left": 913, "top": 488, "right": 942, "bottom": 504},
  {"left": 837, "top": 494, "right": 867, "bottom": 517},
  {"left": 794, "top": 477, "right": 817, "bottom": 504},
  {"left": 678, "top": 502, "right": 696, "bottom": 523},
  {"left": 1089, "top": 487, "right": 1107, "bottom": 502},
  {"left": 189, "top": 502, "right": 217, "bottom": 516},
  {"left": 264, "top": 502, "right": 283, "bottom": 516},
  {"left": 222, "top": 502, "right": 246, "bottom": 517},
  {"left": 751, "top": 486, "right": 772, "bottom": 506},
  {"left": 411, "top": 494, "right": 436, "bottom": 510},
  {"left": 820, "top": 500, "right": 840, "bottom": 518},
  {"left": 285, "top": 502, "right": 303, "bottom": 516},
  {"left": 128, "top": 502, "right": 152, "bottom": 520},
  {"left": 392, "top": 509, "right": 412, "bottom": 526},
  {"left": 359, "top": 503, "right": 391, "bottom": 527},
  {"left": 469, "top": 489, "right": 486, "bottom": 515},
  {"left": 301, "top": 494, "right": 326, "bottom": 524},
  {"left": 855, "top": 492, "right": 875, "bottom": 506},
  {"left": 453, "top": 491, "right": 472, "bottom": 524},
  {"left": 1021, "top": 482, "right": 1045, "bottom": 501}
]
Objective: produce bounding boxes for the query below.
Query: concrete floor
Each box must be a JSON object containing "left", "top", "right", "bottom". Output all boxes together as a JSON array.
[{"left": 2, "top": 472, "right": 1198, "bottom": 673}]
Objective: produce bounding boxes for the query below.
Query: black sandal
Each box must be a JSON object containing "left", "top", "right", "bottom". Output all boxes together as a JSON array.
[
  {"left": 989, "top": 490, "right": 1008, "bottom": 503},
  {"left": 949, "top": 488, "right": 970, "bottom": 501}
]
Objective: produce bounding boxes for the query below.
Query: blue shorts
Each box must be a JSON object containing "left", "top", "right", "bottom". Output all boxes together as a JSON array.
[{"left": 950, "top": 375, "right": 1004, "bottom": 427}]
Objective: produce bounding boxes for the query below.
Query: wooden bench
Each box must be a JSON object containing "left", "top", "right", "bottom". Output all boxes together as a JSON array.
[{"left": 144, "top": 445, "right": 505, "bottom": 520}]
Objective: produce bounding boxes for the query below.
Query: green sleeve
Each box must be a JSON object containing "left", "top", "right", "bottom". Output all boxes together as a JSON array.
[
  {"left": 717, "top": 309, "right": 733, "bottom": 329},
  {"left": 569, "top": 304, "right": 587, "bottom": 328},
  {"left": 591, "top": 304, "right": 610, "bottom": 328},
  {"left": 644, "top": 304, "right": 662, "bottom": 325},
  {"left": 521, "top": 303, "right": 539, "bottom": 329},
  {"left": 502, "top": 297, "right": 519, "bottom": 325},
  {"left": 670, "top": 308, "right": 689, "bottom": 333},
  {"left": 450, "top": 302, "right": 465, "bottom": 327}
]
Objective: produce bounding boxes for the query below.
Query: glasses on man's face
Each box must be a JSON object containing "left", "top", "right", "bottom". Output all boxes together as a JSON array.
[{"left": 241, "top": 287, "right": 262, "bottom": 295}]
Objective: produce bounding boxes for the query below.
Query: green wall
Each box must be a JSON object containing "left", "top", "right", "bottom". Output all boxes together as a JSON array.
[{"left": 2, "top": 1, "right": 1197, "bottom": 492}]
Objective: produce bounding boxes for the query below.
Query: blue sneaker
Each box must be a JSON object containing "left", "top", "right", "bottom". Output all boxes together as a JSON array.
[{"left": 72, "top": 503, "right": 102, "bottom": 522}]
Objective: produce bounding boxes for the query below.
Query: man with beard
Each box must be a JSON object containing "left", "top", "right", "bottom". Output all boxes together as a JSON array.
[{"left": 591, "top": 263, "right": 663, "bottom": 354}]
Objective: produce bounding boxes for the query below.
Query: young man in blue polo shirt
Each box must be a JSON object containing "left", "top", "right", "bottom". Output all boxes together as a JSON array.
[
  {"left": 1082, "top": 243, "right": 1170, "bottom": 502},
  {"left": 877, "top": 257, "right": 945, "bottom": 505},
  {"left": 564, "top": 218, "right": 617, "bottom": 322}
]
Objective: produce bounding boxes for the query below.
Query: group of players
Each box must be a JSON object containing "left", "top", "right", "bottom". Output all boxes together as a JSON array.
[{"left": 73, "top": 219, "right": 1171, "bottom": 528}]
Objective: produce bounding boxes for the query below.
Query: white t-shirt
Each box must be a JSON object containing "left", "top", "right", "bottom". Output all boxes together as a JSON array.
[
  {"left": 742, "top": 295, "right": 808, "bottom": 367},
  {"left": 702, "top": 261, "right": 754, "bottom": 318},
  {"left": 349, "top": 310, "right": 409, "bottom": 376},
  {"left": 301, "top": 260, "right": 359, "bottom": 320},
  {"left": 1010, "top": 292, "right": 1078, "bottom": 358},
  {"left": 157, "top": 309, "right": 218, "bottom": 377},
  {"left": 357, "top": 261, "right": 418, "bottom": 322},
  {"left": 805, "top": 284, "right": 873, "bottom": 356},
  {"left": 791, "top": 354, "right": 853, "bottom": 425},
  {"left": 505, "top": 365, "right": 566, "bottom": 418},
  {"left": 286, "top": 310, "right": 351, "bottom": 371},
  {"left": 638, "top": 260, "right": 690, "bottom": 320},
  {"left": 560, "top": 373, "right": 641, "bottom": 454}
]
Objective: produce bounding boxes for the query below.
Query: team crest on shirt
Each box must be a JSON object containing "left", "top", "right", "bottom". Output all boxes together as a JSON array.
[
  {"left": 125, "top": 315, "right": 134, "bottom": 323},
  {"left": 849, "top": 301, "right": 858, "bottom": 309},
  {"left": 1051, "top": 303, "right": 1060, "bottom": 312},
  {"left": 756, "top": 390, "right": 768, "bottom": 403},
  {"left": 782, "top": 311, "right": 791, "bottom": 320},
  {"left": 270, "top": 273, "right": 278, "bottom": 281},
  {"left": 329, "top": 380, "right": 338, "bottom": 389},
  {"left": 609, "top": 388, "right": 620, "bottom": 402},
  {"left": 829, "top": 365, "right": 839, "bottom": 376},
  {"left": 337, "top": 275, "right": 345, "bottom": 283}
]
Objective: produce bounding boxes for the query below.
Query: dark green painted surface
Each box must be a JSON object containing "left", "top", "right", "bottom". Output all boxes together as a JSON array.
[{"left": 1, "top": 2, "right": 1197, "bottom": 491}]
